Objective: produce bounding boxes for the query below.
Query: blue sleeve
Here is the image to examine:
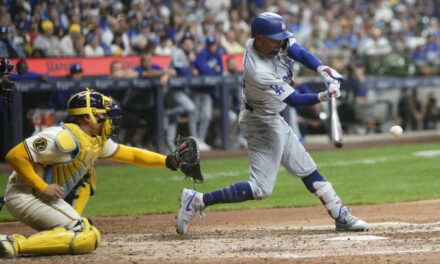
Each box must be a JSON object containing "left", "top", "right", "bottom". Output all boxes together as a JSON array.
[
  {"left": 133, "top": 66, "right": 143, "bottom": 77},
  {"left": 287, "top": 43, "right": 323, "bottom": 71},
  {"left": 175, "top": 67, "right": 193, "bottom": 76},
  {"left": 194, "top": 51, "right": 210, "bottom": 73},
  {"left": 283, "top": 91, "right": 320, "bottom": 107},
  {"left": 152, "top": 64, "right": 163, "bottom": 70},
  {"left": 217, "top": 52, "right": 223, "bottom": 73}
]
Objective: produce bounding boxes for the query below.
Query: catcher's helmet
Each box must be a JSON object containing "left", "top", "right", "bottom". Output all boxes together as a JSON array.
[
  {"left": 67, "top": 89, "right": 122, "bottom": 141},
  {"left": 251, "top": 12, "right": 294, "bottom": 40},
  {"left": 0, "top": 58, "right": 14, "bottom": 78}
]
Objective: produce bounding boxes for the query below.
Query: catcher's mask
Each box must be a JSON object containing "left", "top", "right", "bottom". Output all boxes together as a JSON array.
[{"left": 67, "top": 89, "right": 122, "bottom": 141}]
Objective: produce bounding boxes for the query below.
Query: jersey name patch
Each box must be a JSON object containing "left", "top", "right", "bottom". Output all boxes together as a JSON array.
[{"left": 33, "top": 138, "right": 47, "bottom": 151}]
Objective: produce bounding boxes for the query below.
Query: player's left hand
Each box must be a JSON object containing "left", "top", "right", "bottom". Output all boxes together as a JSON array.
[
  {"left": 317, "top": 65, "right": 343, "bottom": 98},
  {"left": 166, "top": 136, "right": 204, "bottom": 183}
]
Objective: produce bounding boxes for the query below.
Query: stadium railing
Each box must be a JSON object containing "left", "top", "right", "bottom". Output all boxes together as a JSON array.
[{"left": 2, "top": 75, "right": 440, "bottom": 156}]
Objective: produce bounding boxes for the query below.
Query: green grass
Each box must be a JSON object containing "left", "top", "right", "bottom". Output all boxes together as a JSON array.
[{"left": 1, "top": 142, "right": 440, "bottom": 221}]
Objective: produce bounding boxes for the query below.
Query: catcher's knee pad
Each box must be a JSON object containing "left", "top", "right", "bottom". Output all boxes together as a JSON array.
[
  {"left": 70, "top": 217, "right": 101, "bottom": 254},
  {"left": 11, "top": 218, "right": 100, "bottom": 256}
]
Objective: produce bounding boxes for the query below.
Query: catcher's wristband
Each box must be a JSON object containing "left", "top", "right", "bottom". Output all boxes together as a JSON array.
[{"left": 166, "top": 155, "right": 179, "bottom": 171}]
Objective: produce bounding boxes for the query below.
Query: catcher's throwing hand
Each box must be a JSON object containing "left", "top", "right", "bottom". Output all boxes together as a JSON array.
[
  {"left": 166, "top": 136, "right": 204, "bottom": 183},
  {"left": 41, "top": 184, "right": 65, "bottom": 201}
]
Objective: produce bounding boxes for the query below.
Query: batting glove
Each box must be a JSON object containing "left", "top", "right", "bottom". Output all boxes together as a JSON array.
[{"left": 317, "top": 65, "right": 342, "bottom": 98}]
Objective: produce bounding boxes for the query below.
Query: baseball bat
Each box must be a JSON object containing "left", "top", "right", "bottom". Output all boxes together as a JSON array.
[{"left": 330, "top": 96, "right": 343, "bottom": 148}]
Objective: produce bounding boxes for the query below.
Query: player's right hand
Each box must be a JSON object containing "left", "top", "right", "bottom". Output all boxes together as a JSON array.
[
  {"left": 42, "top": 184, "right": 64, "bottom": 201},
  {"left": 317, "top": 65, "right": 342, "bottom": 98},
  {"left": 328, "top": 85, "right": 341, "bottom": 98}
]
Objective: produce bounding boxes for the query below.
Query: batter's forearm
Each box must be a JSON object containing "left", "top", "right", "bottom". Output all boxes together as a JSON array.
[
  {"left": 5, "top": 142, "right": 48, "bottom": 193},
  {"left": 287, "top": 43, "right": 323, "bottom": 71},
  {"left": 108, "top": 144, "right": 167, "bottom": 168},
  {"left": 283, "top": 92, "right": 320, "bottom": 107}
]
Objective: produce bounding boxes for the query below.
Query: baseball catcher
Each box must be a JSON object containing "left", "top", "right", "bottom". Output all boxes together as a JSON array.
[{"left": 0, "top": 89, "right": 203, "bottom": 258}]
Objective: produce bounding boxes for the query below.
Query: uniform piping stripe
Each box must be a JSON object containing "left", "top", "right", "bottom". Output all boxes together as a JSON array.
[
  {"left": 23, "top": 141, "right": 35, "bottom": 163},
  {"left": 35, "top": 195, "right": 78, "bottom": 221}
]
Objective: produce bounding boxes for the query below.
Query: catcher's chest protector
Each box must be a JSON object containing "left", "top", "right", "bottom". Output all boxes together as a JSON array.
[{"left": 42, "top": 123, "right": 104, "bottom": 197}]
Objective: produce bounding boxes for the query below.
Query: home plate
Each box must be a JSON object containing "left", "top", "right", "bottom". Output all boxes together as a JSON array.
[{"left": 326, "top": 235, "right": 388, "bottom": 241}]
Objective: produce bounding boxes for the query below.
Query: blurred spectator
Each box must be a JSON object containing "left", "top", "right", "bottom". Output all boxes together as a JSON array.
[
  {"left": 166, "top": 32, "right": 197, "bottom": 152},
  {"left": 154, "top": 35, "right": 173, "bottom": 56},
  {"left": 123, "top": 51, "right": 176, "bottom": 147},
  {"left": 131, "top": 20, "right": 151, "bottom": 55},
  {"left": 59, "top": 24, "right": 82, "bottom": 57},
  {"left": 421, "top": 92, "right": 440, "bottom": 130},
  {"left": 397, "top": 88, "right": 423, "bottom": 131},
  {"left": 110, "top": 31, "right": 129, "bottom": 56},
  {"left": 412, "top": 31, "right": 440, "bottom": 76},
  {"left": 85, "top": 33, "right": 105, "bottom": 57},
  {"left": 9, "top": 59, "right": 48, "bottom": 82},
  {"left": 196, "top": 20, "right": 215, "bottom": 51},
  {"left": 191, "top": 36, "right": 224, "bottom": 150},
  {"left": 134, "top": 50, "right": 176, "bottom": 86},
  {"left": 223, "top": 55, "right": 246, "bottom": 149},
  {"left": 357, "top": 26, "right": 392, "bottom": 57},
  {"left": 72, "top": 36, "right": 86, "bottom": 57},
  {"left": 223, "top": 30, "right": 245, "bottom": 54},
  {"left": 349, "top": 59, "right": 382, "bottom": 134},
  {"left": 24, "top": 21, "right": 40, "bottom": 49},
  {"left": 49, "top": 63, "right": 83, "bottom": 111},
  {"left": 109, "top": 60, "right": 138, "bottom": 78},
  {"left": 0, "top": 26, "right": 25, "bottom": 58},
  {"left": 33, "top": 20, "right": 63, "bottom": 57},
  {"left": 68, "top": 63, "right": 83, "bottom": 80}
]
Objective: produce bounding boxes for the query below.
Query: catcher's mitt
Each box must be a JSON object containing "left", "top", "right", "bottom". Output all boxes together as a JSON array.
[{"left": 166, "top": 136, "right": 204, "bottom": 183}]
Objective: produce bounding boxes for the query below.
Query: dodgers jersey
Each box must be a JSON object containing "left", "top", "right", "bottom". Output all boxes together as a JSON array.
[{"left": 242, "top": 38, "right": 296, "bottom": 115}]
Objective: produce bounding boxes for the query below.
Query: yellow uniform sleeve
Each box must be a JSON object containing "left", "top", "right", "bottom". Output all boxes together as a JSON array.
[
  {"left": 6, "top": 142, "right": 48, "bottom": 193},
  {"left": 108, "top": 144, "right": 167, "bottom": 168}
]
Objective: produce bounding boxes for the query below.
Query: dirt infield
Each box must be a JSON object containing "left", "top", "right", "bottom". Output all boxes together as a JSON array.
[
  {"left": 1, "top": 130, "right": 439, "bottom": 263},
  {"left": 1, "top": 199, "right": 440, "bottom": 263}
]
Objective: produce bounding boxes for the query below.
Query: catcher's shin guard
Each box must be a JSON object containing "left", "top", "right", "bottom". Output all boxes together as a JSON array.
[{"left": 3, "top": 218, "right": 100, "bottom": 257}]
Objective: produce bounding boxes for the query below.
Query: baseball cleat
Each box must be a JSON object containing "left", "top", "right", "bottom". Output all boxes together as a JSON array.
[
  {"left": 176, "top": 188, "right": 205, "bottom": 235},
  {"left": 0, "top": 236, "right": 17, "bottom": 258},
  {"left": 335, "top": 206, "right": 370, "bottom": 232}
]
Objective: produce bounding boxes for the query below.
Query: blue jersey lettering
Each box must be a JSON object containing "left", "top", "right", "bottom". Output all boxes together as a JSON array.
[{"left": 270, "top": 85, "right": 285, "bottom": 96}]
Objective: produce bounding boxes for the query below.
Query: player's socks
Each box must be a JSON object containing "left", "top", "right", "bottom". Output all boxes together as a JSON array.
[
  {"left": 302, "top": 170, "right": 325, "bottom": 192},
  {"left": 203, "top": 182, "right": 253, "bottom": 206},
  {"left": 302, "top": 170, "right": 343, "bottom": 219}
]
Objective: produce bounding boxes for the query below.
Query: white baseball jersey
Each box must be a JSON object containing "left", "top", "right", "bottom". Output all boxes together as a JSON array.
[
  {"left": 242, "top": 38, "right": 295, "bottom": 115},
  {"left": 4, "top": 125, "right": 118, "bottom": 231},
  {"left": 8, "top": 126, "right": 118, "bottom": 186},
  {"left": 239, "top": 38, "right": 317, "bottom": 199}
]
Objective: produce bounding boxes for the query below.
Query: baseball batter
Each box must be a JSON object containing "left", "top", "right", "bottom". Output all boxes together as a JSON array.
[
  {"left": 177, "top": 12, "right": 369, "bottom": 234},
  {"left": 0, "top": 89, "right": 200, "bottom": 258}
]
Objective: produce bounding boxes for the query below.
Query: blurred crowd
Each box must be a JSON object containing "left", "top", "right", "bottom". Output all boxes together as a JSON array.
[
  {"left": 1, "top": 0, "right": 439, "bottom": 151},
  {"left": 0, "top": 0, "right": 438, "bottom": 77}
]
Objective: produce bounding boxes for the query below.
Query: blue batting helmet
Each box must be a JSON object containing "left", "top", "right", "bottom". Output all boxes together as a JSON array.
[{"left": 251, "top": 12, "right": 294, "bottom": 40}]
